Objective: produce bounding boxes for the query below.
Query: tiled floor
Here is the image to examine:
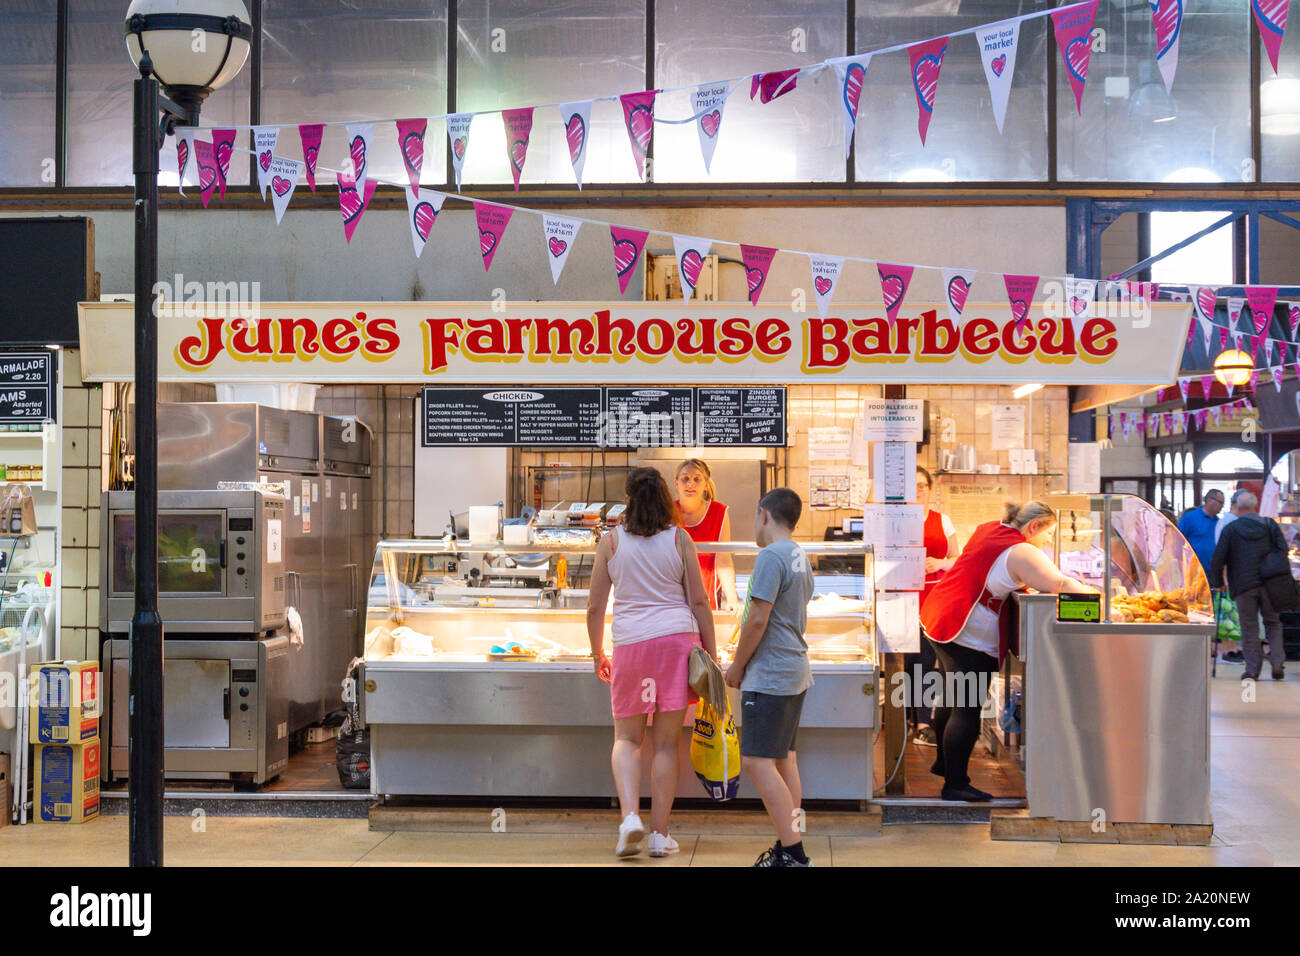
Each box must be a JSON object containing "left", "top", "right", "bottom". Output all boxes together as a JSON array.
[{"left": 3, "top": 662, "right": 1297, "bottom": 866}]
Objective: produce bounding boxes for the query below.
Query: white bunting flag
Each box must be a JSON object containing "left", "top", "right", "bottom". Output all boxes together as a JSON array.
[
  {"left": 447, "top": 113, "right": 474, "bottom": 192},
  {"left": 175, "top": 128, "right": 197, "bottom": 195},
  {"left": 543, "top": 214, "right": 582, "bottom": 285},
  {"left": 405, "top": 187, "right": 446, "bottom": 259},
  {"left": 940, "top": 268, "right": 976, "bottom": 327},
  {"left": 1177, "top": 377, "right": 1191, "bottom": 402},
  {"left": 266, "top": 157, "right": 301, "bottom": 225},
  {"left": 974, "top": 18, "right": 1021, "bottom": 134},
  {"left": 252, "top": 125, "right": 279, "bottom": 200},
  {"left": 671, "top": 235, "right": 713, "bottom": 302},
  {"left": 345, "top": 122, "right": 375, "bottom": 192},
  {"left": 809, "top": 255, "right": 845, "bottom": 319},
  {"left": 557, "top": 100, "right": 592, "bottom": 189},
  {"left": 1063, "top": 276, "right": 1096, "bottom": 320},
  {"left": 827, "top": 56, "right": 870, "bottom": 156},
  {"left": 1227, "top": 296, "right": 1246, "bottom": 329},
  {"left": 690, "top": 83, "right": 731, "bottom": 174},
  {"left": 1274, "top": 366, "right": 1285, "bottom": 392}
]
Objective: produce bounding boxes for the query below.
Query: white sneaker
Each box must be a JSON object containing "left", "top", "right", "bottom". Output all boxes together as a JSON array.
[
  {"left": 647, "top": 831, "right": 679, "bottom": 857},
  {"left": 615, "top": 813, "right": 646, "bottom": 857}
]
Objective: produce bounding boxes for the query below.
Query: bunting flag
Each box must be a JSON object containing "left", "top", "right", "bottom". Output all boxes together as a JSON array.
[
  {"left": 1274, "top": 366, "right": 1286, "bottom": 391},
  {"left": 877, "top": 263, "right": 915, "bottom": 325},
  {"left": 1063, "top": 276, "right": 1096, "bottom": 320},
  {"left": 404, "top": 187, "right": 445, "bottom": 259},
  {"left": 1253, "top": 0, "right": 1291, "bottom": 74},
  {"left": 298, "top": 123, "right": 323, "bottom": 192},
  {"left": 1199, "top": 314, "right": 1216, "bottom": 352},
  {"left": 337, "top": 170, "right": 376, "bottom": 245},
  {"left": 1178, "top": 377, "right": 1191, "bottom": 402},
  {"left": 1003, "top": 273, "right": 1040, "bottom": 333},
  {"left": 1195, "top": 409, "right": 1208, "bottom": 430},
  {"left": 908, "top": 37, "right": 949, "bottom": 146},
  {"left": 1052, "top": 0, "right": 1100, "bottom": 115},
  {"left": 610, "top": 226, "right": 649, "bottom": 294},
  {"left": 1249, "top": 369, "right": 1261, "bottom": 392},
  {"left": 829, "top": 56, "right": 870, "bottom": 156},
  {"left": 211, "top": 129, "right": 236, "bottom": 200},
  {"left": 1291, "top": 302, "right": 1300, "bottom": 336},
  {"left": 940, "top": 269, "right": 976, "bottom": 327},
  {"left": 1250, "top": 333, "right": 1265, "bottom": 363},
  {"left": 974, "top": 19, "right": 1020, "bottom": 134},
  {"left": 396, "top": 118, "right": 428, "bottom": 194},
  {"left": 1127, "top": 281, "right": 1160, "bottom": 303},
  {"left": 620, "top": 91, "right": 657, "bottom": 182},
  {"left": 740, "top": 244, "right": 778, "bottom": 306},
  {"left": 810, "top": 255, "right": 845, "bottom": 319},
  {"left": 1219, "top": 328, "right": 1230, "bottom": 350},
  {"left": 1150, "top": 0, "right": 1184, "bottom": 93},
  {"left": 1246, "top": 286, "right": 1279, "bottom": 334},
  {"left": 447, "top": 113, "right": 474, "bottom": 192},
  {"left": 252, "top": 125, "right": 279, "bottom": 200},
  {"left": 1227, "top": 296, "right": 1247, "bottom": 328},
  {"left": 690, "top": 83, "right": 729, "bottom": 174},
  {"left": 267, "top": 157, "right": 301, "bottom": 225},
  {"left": 1191, "top": 286, "right": 1218, "bottom": 324},
  {"left": 558, "top": 100, "right": 592, "bottom": 188},
  {"left": 194, "top": 139, "right": 219, "bottom": 209},
  {"left": 475, "top": 202, "right": 514, "bottom": 273},
  {"left": 672, "top": 235, "right": 712, "bottom": 302},
  {"left": 1211, "top": 405, "right": 1222, "bottom": 424},
  {"left": 1200, "top": 375, "right": 1215, "bottom": 399},
  {"left": 345, "top": 122, "right": 374, "bottom": 192},
  {"left": 543, "top": 214, "right": 582, "bottom": 285},
  {"left": 502, "top": 107, "right": 534, "bottom": 191},
  {"left": 750, "top": 69, "right": 800, "bottom": 103},
  {"left": 175, "top": 129, "right": 196, "bottom": 195}
]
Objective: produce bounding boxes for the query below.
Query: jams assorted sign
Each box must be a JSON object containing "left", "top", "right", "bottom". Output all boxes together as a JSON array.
[{"left": 77, "top": 300, "right": 1192, "bottom": 386}]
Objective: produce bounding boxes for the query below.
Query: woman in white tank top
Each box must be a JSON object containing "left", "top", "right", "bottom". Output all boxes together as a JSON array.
[{"left": 587, "top": 468, "right": 718, "bottom": 859}]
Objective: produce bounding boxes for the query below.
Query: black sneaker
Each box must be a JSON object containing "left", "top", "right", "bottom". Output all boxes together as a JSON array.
[
  {"left": 1223, "top": 650, "right": 1245, "bottom": 664},
  {"left": 753, "top": 842, "right": 813, "bottom": 867},
  {"left": 913, "top": 726, "right": 938, "bottom": 747},
  {"left": 941, "top": 784, "right": 993, "bottom": 802}
]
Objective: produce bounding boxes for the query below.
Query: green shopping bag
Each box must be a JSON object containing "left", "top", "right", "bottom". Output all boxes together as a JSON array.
[{"left": 1213, "top": 591, "right": 1241, "bottom": 643}]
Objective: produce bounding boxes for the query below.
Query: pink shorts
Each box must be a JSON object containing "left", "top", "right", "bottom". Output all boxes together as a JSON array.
[{"left": 610, "top": 632, "right": 700, "bottom": 719}]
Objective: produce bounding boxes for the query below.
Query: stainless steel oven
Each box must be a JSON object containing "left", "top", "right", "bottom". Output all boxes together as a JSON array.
[{"left": 100, "top": 489, "right": 287, "bottom": 634}]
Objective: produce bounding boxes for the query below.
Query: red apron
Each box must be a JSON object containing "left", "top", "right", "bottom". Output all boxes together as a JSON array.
[
  {"left": 920, "top": 521, "right": 1027, "bottom": 664},
  {"left": 677, "top": 498, "right": 727, "bottom": 609}
]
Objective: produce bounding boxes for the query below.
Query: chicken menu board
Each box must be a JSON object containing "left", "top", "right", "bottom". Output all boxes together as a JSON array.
[
  {"left": 421, "top": 386, "right": 786, "bottom": 447},
  {"left": 0, "top": 351, "right": 55, "bottom": 425}
]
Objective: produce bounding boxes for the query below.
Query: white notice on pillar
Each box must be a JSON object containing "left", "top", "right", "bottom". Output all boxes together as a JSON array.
[{"left": 876, "top": 591, "right": 920, "bottom": 654}]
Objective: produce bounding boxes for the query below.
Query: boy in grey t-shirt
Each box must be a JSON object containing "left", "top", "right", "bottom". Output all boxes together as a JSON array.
[{"left": 725, "top": 487, "right": 815, "bottom": 867}]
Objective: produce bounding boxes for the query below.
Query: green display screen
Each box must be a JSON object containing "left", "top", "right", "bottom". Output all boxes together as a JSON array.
[{"left": 1058, "top": 593, "right": 1101, "bottom": 623}]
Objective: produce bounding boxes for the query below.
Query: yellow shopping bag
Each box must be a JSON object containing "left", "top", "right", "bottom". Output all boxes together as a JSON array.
[{"left": 690, "top": 698, "right": 740, "bottom": 801}]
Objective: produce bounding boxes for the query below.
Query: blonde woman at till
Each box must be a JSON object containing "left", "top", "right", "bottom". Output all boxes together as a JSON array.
[{"left": 674, "top": 458, "right": 741, "bottom": 613}]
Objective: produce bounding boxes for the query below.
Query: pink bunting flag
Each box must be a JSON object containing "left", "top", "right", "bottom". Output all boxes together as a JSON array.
[
  {"left": 907, "top": 37, "right": 949, "bottom": 146},
  {"left": 1253, "top": 0, "right": 1290, "bottom": 75},
  {"left": 620, "top": 91, "right": 657, "bottom": 182},
  {"left": 502, "top": 108, "right": 534, "bottom": 192},
  {"left": 336, "top": 171, "right": 376, "bottom": 245},
  {"left": 1195, "top": 409, "right": 1208, "bottom": 430},
  {"left": 194, "top": 139, "right": 219, "bottom": 209},
  {"left": 475, "top": 202, "right": 514, "bottom": 273},
  {"left": 740, "top": 245, "right": 778, "bottom": 306},
  {"left": 396, "top": 118, "right": 428, "bottom": 194},
  {"left": 1127, "top": 281, "right": 1159, "bottom": 303},
  {"left": 609, "top": 226, "right": 649, "bottom": 295},
  {"left": 210, "top": 129, "right": 236, "bottom": 200},
  {"left": 1003, "top": 273, "right": 1040, "bottom": 333},
  {"left": 1251, "top": 333, "right": 1265, "bottom": 363},
  {"left": 1150, "top": 0, "right": 1184, "bottom": 93},
  {"left": 750, "top": 70, "right": 800, "bottom": 104},
  {"left": 1219, "top": 327, "right": 1230, "bottom": 351},
  {"left": 1290, "top": 301, "right": 1300, "bottom": 336},
  {"left": 877, "top": 263, "right": 915, "bottom": 325},
  {"left": 1200, "top": 375, "right": 1215, "bottom": 399},
  {"left": 1177, "top": 378, "right": 1191, "bottom": 403},
  {"left": 1246, "top": 286, "right": 1279, "bottom": 334},
  {"left": 1249, "top": 369, "right": 1261, "bottom": 392},
  {"left": 298, "top": 124, "right": 323, "bottom": 192},
  {"left": 941, "top": 269, "right": 976, "bottom": 328},
  {"left": 1052, "top": 0, "right": 1100, "bottom": 115}
]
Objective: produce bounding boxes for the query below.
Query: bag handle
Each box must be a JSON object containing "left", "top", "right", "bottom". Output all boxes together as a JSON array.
[{"left": 677, "top": 527, "right": 699, "bottom": 637}]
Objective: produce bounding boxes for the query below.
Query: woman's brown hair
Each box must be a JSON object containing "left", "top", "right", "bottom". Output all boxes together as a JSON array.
[{"left": 622, "top": 467, "right": 679, "bottom": 537}]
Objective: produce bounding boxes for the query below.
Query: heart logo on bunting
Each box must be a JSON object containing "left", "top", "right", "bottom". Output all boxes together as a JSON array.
[
  {"left": 627, "top": 107, "right": 653, "bottom": 155},
  {"left": 346, "top": 122, "right": 373, "bottom": 188},
  {"left": 272, "top": 176, "right": 291, "bottom": 196},
  {"left": 672, "top": 234, "right": 711, "bottom": 302},
  {"left": 543, "top": 214, "right": 581, "bottom": 285},
  {"left": 413, "top": 202, "right": 437, "bottom": 242},
  {"left": 266, "top": 156, "right": 300, "bottom": 224},
  {"left": 814, "top": 276, "right": 832, "bottom": 296},
  {"left": 396, "top": 118, "right": 428, "bottom": 194},
  {"left": 549, "top": 237, "right": 567, "bottom": 258},
  {"left": 480, "top": 230, "right": 498, "bottom": 257},
  {"left": 453, "top": 137, "right": 467, "bottom": 160},
  {"left": 991, "top": 54, "right": 1006, "bottom": 77},
  {"left": 566, "top": 113, "right": 586, "bottom": 160},
  {"left": 700, "top": 110, "right": 721, "bottom": 137},
  {"left": 613, "top": 240, "right": 639, "bottom": 276},
  {"left": 681, "top": 251, "right": 703, "bottom": 289},
  {"left": 259, "top": 151, "right": 271, "bottom": 171},
  {"left": 740, "top": 244, "right": 778, "bottom": 306}
]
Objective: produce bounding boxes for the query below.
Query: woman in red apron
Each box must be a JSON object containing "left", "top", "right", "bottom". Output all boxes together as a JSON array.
[
  {"left": 906, "top": 467, "right": 961, "bottom": 747},
  {"left": 919, "top": 500, "right": 1096, "bottom": 802},
  {"left": 674, "top": 458, "right": 740, "bottom": 611}
]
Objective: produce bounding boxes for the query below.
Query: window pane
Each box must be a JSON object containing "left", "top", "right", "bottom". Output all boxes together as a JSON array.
[
  {"left": 1057, "top": 2, "right": 1250, "bottom": 182},
  {"left": 68, "top": 0, "right": 250, "bottom": 187},
  {"left": 0, "top": 1, "right": 56, "bottom": 186},
  {"left": 656, "top": 0, "right": 844, "bottom": 183},
  {"left": 854, "top": 0, "right": 1049, "bottom": 182},
  {"left": 262, "top": 0, "right": 447, "bottom": 188},
  {"left": 1261, "top": 12, "right": 1300, "bottom": 181},
  {"left": 456, "top": 0, "right": 643, "bottom": 186}
]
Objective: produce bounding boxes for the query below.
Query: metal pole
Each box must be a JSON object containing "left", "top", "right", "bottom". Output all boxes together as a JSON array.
[{"left": 130, "top": 61, "right": 164, "bottom": 868}]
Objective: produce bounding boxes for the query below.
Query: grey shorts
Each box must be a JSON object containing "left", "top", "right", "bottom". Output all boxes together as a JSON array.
[{"left": 739, "top": 690, "right": 807, "bottom": 759}]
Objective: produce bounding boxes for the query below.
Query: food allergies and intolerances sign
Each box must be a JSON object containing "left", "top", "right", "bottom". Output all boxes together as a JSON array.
[{"left": 860, "top": 398, "right": 925, "bottom": 442}]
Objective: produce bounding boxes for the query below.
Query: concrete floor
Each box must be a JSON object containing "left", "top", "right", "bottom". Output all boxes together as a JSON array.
[{"left": 3, "top": 662, "right": 1297, "bottom": 866}]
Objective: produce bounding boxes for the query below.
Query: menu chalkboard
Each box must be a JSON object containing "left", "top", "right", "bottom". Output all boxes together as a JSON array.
[
  {"left": 696, "top": 387, "right": 786, "bottom": 446},
  {"left": 0, "top": 352, "right": 55, "bottom": 426},
  {"left": 602, "top": 387, "right": 695, "bottom": 447},
  {"left": 422, "top": 387, "right": 602, "bottom": 447}
]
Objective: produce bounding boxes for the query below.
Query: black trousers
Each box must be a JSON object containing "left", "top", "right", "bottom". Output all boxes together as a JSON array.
[
  {"left": 928, "top": 637, "right": 998, "bottom": 790},
  {"left": 902, "top": 635, "right": 939, "bottom": 728}
]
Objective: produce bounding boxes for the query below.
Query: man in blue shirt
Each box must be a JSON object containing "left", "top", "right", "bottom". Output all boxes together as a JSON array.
[{"left": 1179, "top": 489, "right": 1225, "bottom": 579}]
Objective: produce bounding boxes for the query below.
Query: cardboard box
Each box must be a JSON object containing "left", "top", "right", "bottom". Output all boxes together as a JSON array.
[
  {"left": 34, "top": 741, "right": 99, "bottom": 824},
  {"left": 30, "top": 660, "right": 100, "bottom": 744}
]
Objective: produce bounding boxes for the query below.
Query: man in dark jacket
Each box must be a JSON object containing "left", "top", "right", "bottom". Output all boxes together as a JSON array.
[{"left": 1210, "top": 491, "right": 1288, "bottom": 681}]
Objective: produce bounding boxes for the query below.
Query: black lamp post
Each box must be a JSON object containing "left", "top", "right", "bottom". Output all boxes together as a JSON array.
[{"left": 122, "top": 0, "right": 251, "bottom": 868}]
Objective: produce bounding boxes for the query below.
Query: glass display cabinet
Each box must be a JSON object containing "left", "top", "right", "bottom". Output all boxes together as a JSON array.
[{"left": 360, "top": 536, "right": 876, "bottom": 800}]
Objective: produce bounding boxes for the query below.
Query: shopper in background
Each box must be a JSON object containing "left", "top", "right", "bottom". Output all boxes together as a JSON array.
[
  {"left": 1210, "top": 491, "right": 1288, "bottom": 682},
  {"left": 907, "top": 466, "right": 962, "bottom": 748},
  {"left": 1215, "top": 489, "right": 1246, "bottom": 544},
  {"left": 724, "top": 488, "right": 815, "bottom": 867},
  {"left": 1178, "top": 489, "right": 1225, "bottom": 578},
  {"left": 587, "top": 467, "right": 718, "bottom": 859},
  {"left": 920, "top": 501, "right": 1097, "bottom": 802},
  {"left": 675, "top": 458, "right": 741, "bottom": 612}
]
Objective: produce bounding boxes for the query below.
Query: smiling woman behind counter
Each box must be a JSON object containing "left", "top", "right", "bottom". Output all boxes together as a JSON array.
[{"left": 674, "top": 458, "right": 741, "bottom": 612}]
